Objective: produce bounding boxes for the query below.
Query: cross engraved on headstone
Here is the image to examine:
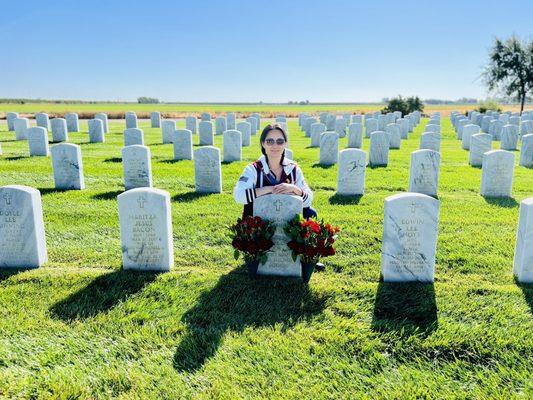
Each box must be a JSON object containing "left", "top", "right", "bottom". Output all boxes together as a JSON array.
[
  {"left": 274, "top": 199, "right": 283, "bottom": 212},
  {"left": 3, "top": 193, "right": 12, "bottom": 205},
  {"left": 137, "top": 196, "right": 146, "bottom": 209},
  {"left": 409, "top": 201, "right": 422, "bottom": 214}
]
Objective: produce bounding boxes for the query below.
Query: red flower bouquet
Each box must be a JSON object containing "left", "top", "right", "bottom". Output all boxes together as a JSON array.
[
  {"left": 284, "top": 216, "right": 340, "bottom": 264},
  {"left": 230, "top": 216, "right": 276, "bottom": 265}
]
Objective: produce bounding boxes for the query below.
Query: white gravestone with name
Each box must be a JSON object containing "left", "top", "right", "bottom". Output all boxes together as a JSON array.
[
  {"left": 51, "top": 118, "right": 68, "bottom": 142},
  {"left": 201, "top": 112, "right": 211, "bottom": 121},
  {"left": 223, "top": 130, "right": 242, "bottom": 162},
  {"left": 247, "top": 117, "right": 258, "bottom": 136},
  {"left": 461, "top": 124, "right": 480, "bottom": 150},
  {"left": 347, "top": 123, "right": 363, "bottom": 148},
  {"left": 420, "top": 132, "right": 441, "bottom": 152},
  {"left": 186, "top": 116, "right": 197, "bottom": 134},
  {"left": 226, "top": 113, "right": 236, "bottom": 130},
  {"left": 28, "top": 127, "right": 49, "bottom": 156},
  {"left": 519, "top": 134, "right": 533, "bottom": 167},
  {"left": 251, "top": 113, "right": 261, "bottom": 131},
  {"left": 0, "top": 185, "right": 47, "bottom": 268},
  {"left": 409, "top": 149, "right": 440, "bottom": 197},
  {"left": 469, "top": 133, "right": 492, "bottom": 167},
  {"left": 124, "top": 128, "right": 144, "bottom": 146},
  {"left": 6, "top": 112, "right": 18, "bottom": 131},
  {"left": 150, "top": 112, "right": 161, "bottom": 128},
  {"left": 94, "top": 113, "right": 109, "bottom": 133},
  {"left": 310, "top": 123, "right": 326, "bottom": 147},
  {"left": 425, "top": 124, "right": 441, "bottom": 134},
  {"left": 14, "top": 117, "right": 30, "bottom": 140},
  {"left": 365, "top": 118, "right": 378, "bottom": 138},
  {"left": 172, "top": 129, "right": 193, "bottom": 160},
  {"left": 337, "top": 149, "right": 366, "bottom": 195},
  {"left": 513, "top": 197, "right": 533, "bottom": 283},
  {"left": 500, "top": 124, "right": 518, "bottom": 151},
  {"left": 237, "top": 121, "right": 252, "bottom": 147},
  {"left": 199, "top": 121, "right": 214, "bottom": 146},
  {"left": 125, "top": 112, "right": 138, "bottom": 129},
  {"left": 326, "top": 114, "right": 336, "bottom": 131},
  {"left": 335, "top": 118, "right": 347, "bottom": 138},
  {"left": 161, "top": 120, "right": 176, "bottom": 144},
  {"left": 122, "top": 145, "right": 152, "bottom": 190},
  {"left": 398, "top": 118, "right": 409, "bottom": 139},
  {"left": 88, "top": 119, "right": 105, "bottom": 143},
  {"left": 35, "top": 113, "right": 49, "bottom": 130},
  {"left": 319, "top": 131, "right": 339, "bottom": 165},
  {"left": 194, "top": 146, "right": 222, "bottom": 193},
  {"left": 65, "top": 113, "right": 79, "bottom": 133},
  {"left": 381, "top": 192, "right": 440, "bottom": 282},
  {"left": 480, "top": 150, "right": 514, "bottom": 197},
  {"left": 215, "top": 117, "right": 227, "bottom": 135},
  {"left": 253, "top": 194, "right": 303, "bottom": 277},
  {"left": 51, "top": 143, "right": 85, "bottom": 190},
  {"left": 304, "top": 117, "right": 317, "bottom": 137},
  {"left": 118, "top": 188, "right": 173, "bottom": 271},
  {"left": 369, "top": 131, "right": 390, "bottom": 166},
  {"left": 386, "top": 123, "right": 401, "bottom": 149}
]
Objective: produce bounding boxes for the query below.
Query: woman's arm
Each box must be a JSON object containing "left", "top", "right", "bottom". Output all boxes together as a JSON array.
[{"left": 233, "top": 165, "right": 258, "bottom": 204}]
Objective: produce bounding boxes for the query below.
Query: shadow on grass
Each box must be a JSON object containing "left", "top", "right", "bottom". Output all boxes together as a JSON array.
[
  {"left": 173, "top": 268, "right": 328, "bottom": 372},
  {"left": 172, "top": 191, "right": 216, "bottom": 202},
  {"left": 312, "top": 163, "right": 335, "bottom": 169},
  {"left": 104, "top": 157, "right": 122, "bottom": 163},
  {"left": 329, "top": 193, "right": 363, "bottom": 205},
  {"left": 159, "top": 159, "right": 190, "bottom": 164},
  {"left": 92, "top": 190, "right": 123, "bottom": 200},
  {"left": 517, "top": 281, "right": 533, "bottom": 316},
  {"left": 0, "top": 269, "right": 27, "bottom": 284},
  {"left": 371, "top": 281, "right": 438, "bottom": 338},
  {"left": 368, "top": 164, "right": 388, "bottom": 169},
  {"left": 37, "top": 187, "right": 71, "bottom": 196},
  {"left": 50, "top": 270, "right": 159, "bottom": 321},
  {"left": 483, "top": 196, "right": 519, "bottom": 208},
  {"left": 4, "top": 155, "right": 26, "bottom": 161}
]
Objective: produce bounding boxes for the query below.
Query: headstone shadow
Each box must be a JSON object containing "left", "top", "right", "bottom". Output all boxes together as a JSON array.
[
  {"left": 328, "top": 193, "right": 363, "bottom": 205},
  {"left": 91, "top": 190, "right": 124, "bottom": 200},
  {"left": 104, "top": 157, "right": 122, "bottom": 163},
  {"left": 4, "top": 155, "right": 26, "bottom": 161},
  {"left": 0, "top": 269, "right": 26, "bottom": 284},
  {"left": 172, "top": 191, "right": 215, "bottom": 202},
  {"left": 50, "top": 270, "right": 159, "bottom": 321},
  {"left": 516, "top": 280, "right": 532, "bottom": 316},
  {"left": 311, "top": 163, "right": 335, "bottom": 169},
  {"left": 37, "top": 187, "right": 69, "bottom": 196},
  {"left": 371, "top": 281, "right": 438, "bottom": 338},
  {"left": 483, "top": 196, "right": 519, "bottom": 208},
  {"left": 173, "top": 268, "right": 329, "bottom": 372}
]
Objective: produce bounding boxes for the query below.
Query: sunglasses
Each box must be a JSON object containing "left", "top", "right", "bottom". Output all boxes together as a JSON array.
[{"left": 264, "top": 138, "right": 286, "bottom": 146}]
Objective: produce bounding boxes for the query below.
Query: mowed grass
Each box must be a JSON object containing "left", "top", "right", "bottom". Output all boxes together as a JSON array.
[
  {"left": 2, "top": 102, "right": 533, "bottom": 118},
  {"left": 0, "top": 118, "right": 532, "bottom": 399}
]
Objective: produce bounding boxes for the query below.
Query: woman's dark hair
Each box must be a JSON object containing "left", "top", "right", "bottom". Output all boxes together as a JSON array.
[{"left": 259, "top": 123, "right": 288, "bottom": 165}]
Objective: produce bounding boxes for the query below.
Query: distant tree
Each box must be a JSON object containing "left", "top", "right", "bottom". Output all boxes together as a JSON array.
[
  {"left": 137, "top": 97, "right": 160, "bottom": 104},
  {"left": 476, "top": 99, "right": 502, "bottom": 113},
  {"left": 382, "top": 95, "right": 424, "bottom": 115},
  {"left": 483, "top": 36, "right": 533, "bottom": 114}
]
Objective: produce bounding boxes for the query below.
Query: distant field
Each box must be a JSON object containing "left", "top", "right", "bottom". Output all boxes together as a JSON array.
[{"left": 2, "top": 102, "right": 532, "bottom": 119}]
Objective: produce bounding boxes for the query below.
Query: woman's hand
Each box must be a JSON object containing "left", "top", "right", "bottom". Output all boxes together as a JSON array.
[{"left": 272, "top": 183, "right": 302, "bottom": 195}]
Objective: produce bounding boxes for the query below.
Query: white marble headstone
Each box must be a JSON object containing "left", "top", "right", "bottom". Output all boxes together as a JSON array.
[
  {"left": 409, "top": 149, "right": 440, "bottom": 197},
  {"left": 310, "top": 123, "right": 326, "bottom": 148},
  {"left": 226, "top": 113, "right": 236, "bottom": 130},
  {"left": 172, "top": 129, "right": 193, "bottom": 160},
  {"left": 381, "top": 192, "right": 440, "bottom": 282},
  {"left": 14, "top": 117, "right": 29, "bottom": 140},
  {"left": 319, "top": 131, "right": 339, "bottom": 165},
  {"left": 461, "top": 124, "right": 480, "bottom": 150},
  {"left": 347, "top": 123, "right": 363, "bottom": 148},
  {"left": 337, "top": 149, "right": 366, "bottom": 195},
  {"left": 94, "top": 113, "right": 109, "bottom": 133},
  {"left": 369, "top": 131, "right": 389, "bottom": 166},
  {"left": 513, "top": 197, "right": 533, "bottom": 283},
  {"left": 419, "top": 132, "right": 441, "bottom": 152},
  {"left": 88, "top": 119, "right": 105, "bottom": 143},
  {"left": 480, "top": 150, "right": 514, "bottom": 197},
  {"left": 237, "top": 121, "right": 252, "bottom": 147},
  {"left": 124, "top": 128, "right": 144, "bottom": 146},
  {"left": 51, "top": 143, "right": 85, "bottom": 190},
  {"left": 223, "top": 130, "right": 242, "bottom": 162},
  {"left": 122, "top": 145, "right": 152, "bottom": 190},
  {"left": 365, "top": 118, "right": 378, "bottom": 138},
  {"left": 6, "top": 112, "right": 18, "bottom": 131},
  {"left": 0, "top": 185, "right": 47, "bottom": 268},
  {"left": 253, "top": 194, "right": 303, "bottom": 277},
  {"left": 150, "top": 112, "right": 161, "bottom": 128},
  {"left": 199, "top": 121, "right": 214, "bottom": 146},
  {"left": 51, "top": 118, "right": 68, "bottom": 142},
  {"left": 194, "top": 146, "right": 222, "bottom": 193},
  {"left": 519, "top": 134, "right": 533, "bottom": 168},
  {"left": 161, "top": 120, "right": 176, "bottom": 144},
  {"left": 125, "top": 112, "right": 138, "bottom": 129},
  {"left": 469, "top": 133, "right": 492, "bottom": 167},
  {"left": 35, "top": 113, "right": 49, "bottom": 130},
  {"left": 386, "top": 123, "right": 401, "bottom": 149},
  {"left": 215, "top": 117, "right": 227, "bottom": 135},
  {"left": 65, "top": 113, "right": 79, "bottom": 133},
  {"left": 118, "top": 187, "right": 173, "bottom": 271},
  {"left": 500, "top": 125, "right": 518, "bottom": 151},
  {"left": 28, "top": 127, "right": 49, "bottom": 156},
  {"left": 186, "top": 116, "right": 197, "bottom": 134}
]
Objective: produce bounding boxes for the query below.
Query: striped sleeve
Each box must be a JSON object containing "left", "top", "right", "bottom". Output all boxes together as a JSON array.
[
  {"left": 295, "top": 166, "right": 313, "bottom": 207},
  {"left": 233, "top": 164, "right": 258, "bottom": 205}
]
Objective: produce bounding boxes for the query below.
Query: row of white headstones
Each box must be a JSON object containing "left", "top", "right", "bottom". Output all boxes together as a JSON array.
[
  {"left": 0, "top": 182, "right": 531, "bottom": 283},
  {"left": 1, "top": 111, "right": 531, "bottom": 282}
]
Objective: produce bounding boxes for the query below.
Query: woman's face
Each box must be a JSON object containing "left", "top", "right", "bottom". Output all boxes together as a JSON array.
[{"left": 262, "top": 129, "right": 287, "bottom": 158}]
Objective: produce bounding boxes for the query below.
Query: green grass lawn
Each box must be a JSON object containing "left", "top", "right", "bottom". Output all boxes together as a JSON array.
[{"left": 0, "top": 118, "right": 532, "bottom": 399}]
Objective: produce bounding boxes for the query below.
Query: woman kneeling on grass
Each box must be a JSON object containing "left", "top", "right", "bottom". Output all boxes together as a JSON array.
[{"left": 233, "top": 123, "right": 317, "bottom": 219}]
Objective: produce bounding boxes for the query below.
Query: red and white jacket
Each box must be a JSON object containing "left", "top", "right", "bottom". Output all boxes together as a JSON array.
[{"left": 233, "top": 155, "right": 313, "bottom": 216}]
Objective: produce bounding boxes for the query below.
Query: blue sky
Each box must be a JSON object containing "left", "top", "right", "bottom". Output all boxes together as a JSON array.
[{"left": 2, "top": 0, "right": 533, "bottom": 102}]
